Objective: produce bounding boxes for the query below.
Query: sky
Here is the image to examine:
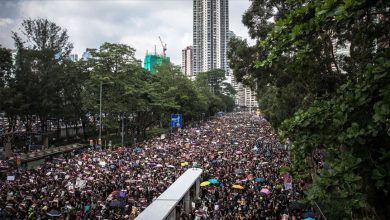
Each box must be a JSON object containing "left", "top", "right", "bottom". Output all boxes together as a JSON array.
[{"left": 0, "top": 0, "right": 252, "bottom": 65}]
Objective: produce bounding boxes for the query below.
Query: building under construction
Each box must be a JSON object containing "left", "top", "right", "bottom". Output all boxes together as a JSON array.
[
  {"left": 143, "top": 54, "right": 170, "bottom": 74},
  {"left": 143, "top": 37, "right": 170, "bottom": 74}
]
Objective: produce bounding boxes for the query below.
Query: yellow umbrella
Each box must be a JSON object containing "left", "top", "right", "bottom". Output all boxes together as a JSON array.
[
  {"left": 232, "top": 184, "right": 245, "bottom": 190},
  {"left": 200, "top": 181, "right": 211, "bottom": 187},
  {"left": 181, "top": 162, "right": 189, "bottom": 167}
]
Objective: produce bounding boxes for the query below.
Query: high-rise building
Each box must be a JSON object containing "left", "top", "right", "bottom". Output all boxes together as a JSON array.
[
  {"left": 69, "top": 54, "right": 79, "bottom": 62},
  {"left": 82, "top": 48, "right": 96, "bottom": 60},
  {"left": 193, "top": 0, "right": 229, "bottom": 76},
  {"left": 181, "top": 46, "right": 193, "bottom": 77},
  {"left": 230, "top": 72, "right": 258, "bottom": 111}
]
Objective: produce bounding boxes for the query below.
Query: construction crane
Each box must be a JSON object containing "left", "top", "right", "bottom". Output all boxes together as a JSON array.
[{"left": 158, "top": 36, "right": 167, "bottom": 57}]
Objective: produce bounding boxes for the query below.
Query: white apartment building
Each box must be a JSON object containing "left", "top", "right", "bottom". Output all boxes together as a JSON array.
[
  {"left": 193, "top": 0, "right": 229, "bottom": 76},
  {"left": 231, "top": 76, "right": 258, "bottom": 111},
  {"left": 181, "top": 46, "right": 193, "bottom": 77}
]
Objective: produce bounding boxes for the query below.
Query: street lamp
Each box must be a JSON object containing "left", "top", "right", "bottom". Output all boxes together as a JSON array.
[
  {"left": 121, "top": 113, "right": 124, "bottom": 146},
  {"left": 99, "top": 81, "right": 103, "bottom": 146}
]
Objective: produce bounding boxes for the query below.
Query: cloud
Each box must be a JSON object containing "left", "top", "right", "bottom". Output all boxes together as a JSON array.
[
  {"left": 0, "top": 18, "right": 14, "bottom": 26},
  {"left": 0, "top": 0, "right": 251, "bottom": 65}
]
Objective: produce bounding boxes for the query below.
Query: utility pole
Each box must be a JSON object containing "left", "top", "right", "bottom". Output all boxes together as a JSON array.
[
  {"left": 99, "top": 81, "right": 102, "bottom": 146},
  {"left": 121, "top": 113, "right": 124, "bottom": 146}
]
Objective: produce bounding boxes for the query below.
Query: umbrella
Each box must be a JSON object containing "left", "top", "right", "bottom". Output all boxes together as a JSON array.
[
  {"left": 111, "top": 191, "right": 120, "bottom": 196},
  {"left": 109, "top": 200, "right": 123, "bottom": 208},
  {"left": 155, "top": 164, "right": 163, "bottom": 168},
  {"left": 302, "top": 212, "right": 315, "bottom": 219},
  {"left": 260, "top": 188, "right": 271, "bottom": 195},
  {"left": 181, "top": 162, "right": 189, "bottom": 167},
  {"left": 235, "top": 169, "right": 243, "bottom": 174},
  {"left": 208, "top": 178, "right": 219, "bottom": 184},
  {"left": 119, "top": 191, "right": 126, "bottom": 198},
  {"left": 217, "top": 151, "right": 224, "bottom": 154},
  {"left": 304, "top": 218, "right": 315, "bottom": 220},
  {"left": 167, "top": 165, "right": 175, "bottom": 169},
  {"left": 254, "top": 177, "right": 265, "bottom": 183},
  {"left": 47, "top": 209, "right": 61, "bottom": 217},
  {"left": 211, "top": 160, "right": 218, "bottom": 164},
  {"left": 200, "top": 181, "right": 210, "bottom": 187},
  {"left": 236, "top": 150, "right": 242, "bottom": 155},
  {"left": 232, "top": 184, "right": 244, "bottom": 189}
]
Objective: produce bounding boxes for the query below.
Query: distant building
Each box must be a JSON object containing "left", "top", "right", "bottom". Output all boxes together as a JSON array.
[
  {"left": 181, "top": 46, "right": 193, "bottom": 77},
  {"left": 193, "top": 0, "right": 229, "bottom": 76},
  {"left": 231, "top": 74, "right": 258, "bottom": 111},
  {"left": 69, "top": 54, "right": 78, "bottom": 62},
  {"left": 82, "top": 48, "right": 96, "bottom": 60},
  {"left": 143, "top": 53, "right": 170, "bottom": 74}
]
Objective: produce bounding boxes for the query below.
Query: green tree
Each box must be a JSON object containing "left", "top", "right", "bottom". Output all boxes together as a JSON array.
[
  {"left": 233, "top": 0, "right": 389, "bottom": 218},
  {"left": 229, "top": 0, "right": 348, "bottom": 127},
  {"left": 195, "top": 69, "right": 235, "bottom": 114},
  {"left": 0, "top": 46, "right": 13, "bottom": 114},
  {"left": 11, "top": 18, "right": 73, "bottom": 146},
  {"left": 83, "top": 42, "right": 154, "bottom": 142},
  {"left": 282, "top": 50, "right": 389, "bottom": 219},
  {"left": 59, "top": 59, "right": 90, "bottom": 139}
]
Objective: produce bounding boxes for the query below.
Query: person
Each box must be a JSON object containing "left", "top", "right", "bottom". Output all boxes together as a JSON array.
[{"left": 0, "top": 112, "right": 312, "bottom": 219}]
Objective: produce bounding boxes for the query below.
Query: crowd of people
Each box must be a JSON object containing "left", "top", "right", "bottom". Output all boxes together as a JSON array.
[{"left": 0, "top": 112, "right": 316, "bottom": 219}]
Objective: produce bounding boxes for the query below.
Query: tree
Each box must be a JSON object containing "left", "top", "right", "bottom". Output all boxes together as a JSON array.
[
  {"left": 0, "top": 46, "right": 13, "bottom": 113},
  {"left": 195, "top": 69, "right": 235, "bottom": 114},
  {"left": 232, "top": 0, "right": 389, "bottom": 218},
  {"left": 82, "top": 42, "right": 158, "bottom": 141},
  {"left": 59, "top": 59, "right": 90, "bottom": 139},
  {"left": 282, "top": 49, "right": 389, "bottom": 219},
  {"left": 229, "top": 0, "right": 348, "bottom": 127},
  {"left": 10, "top": 18, "right": 73, "bottom": 147}
]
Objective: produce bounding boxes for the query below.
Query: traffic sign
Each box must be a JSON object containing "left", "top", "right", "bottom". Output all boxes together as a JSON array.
[{"left": 171, "top": 114, "right": 182, "bottom": 128}]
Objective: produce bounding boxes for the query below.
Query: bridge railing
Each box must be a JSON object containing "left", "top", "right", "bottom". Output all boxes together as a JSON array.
[{"left": 135, "top": 168, "right": 203, "bottom": 220}]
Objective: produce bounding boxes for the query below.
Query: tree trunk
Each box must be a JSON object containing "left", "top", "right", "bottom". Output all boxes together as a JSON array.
[
  {"left": 40, "top": 116, "right": 47, "bottom": 148},
  {"left": 64, "top": 123, "right": 68, "bottom": 138}
]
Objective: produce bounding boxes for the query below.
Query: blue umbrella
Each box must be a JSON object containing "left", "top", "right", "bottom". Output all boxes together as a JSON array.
[
  {"left": 304, "top": 218, "right": 315, "bottom": 220},
  {"left": 302, "top": 212, "right": 315, "bottom": 218},
  {"left": 119, "top": 191, "right": 126, "bottom": 198},
  {"left": 208, "top": 178, "right": 219, "bottom": 184},
  {"left": 255, "top": 177, "right": 265, "bottom": 183}
]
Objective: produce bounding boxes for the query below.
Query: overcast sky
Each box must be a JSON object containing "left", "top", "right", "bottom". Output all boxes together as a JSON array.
[{"left": 0, "top": 0, "right": 251, "bottom": 65}]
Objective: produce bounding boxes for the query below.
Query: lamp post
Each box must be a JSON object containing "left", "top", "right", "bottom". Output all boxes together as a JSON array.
[
  {"left": 121, "top": 113, "right": 124, "bottom": 146},
  {"left": 98, "top": 81, "right": 103, "bottom": 146}
]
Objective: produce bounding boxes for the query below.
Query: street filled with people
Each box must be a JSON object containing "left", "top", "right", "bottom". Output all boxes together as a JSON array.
[{"left": 0, "top": 112, "right": 316, "bottom": 219}]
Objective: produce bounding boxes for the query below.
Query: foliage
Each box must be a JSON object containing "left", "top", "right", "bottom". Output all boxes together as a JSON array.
[
  {"left": 229, "top": 0, "right": 390, "bottom": 218},
  {"left": 0, "top": 46, "right": 13, "bottom": 113},
  {"left": 5, "top": 18, "right": 74, "bottom": 137},
  {"left": 82, "top": 43, "right": 235, "bottom": 141},
  {"left": 282, "top": 50, "right": 390, "bottom": 219},
  {"left": 195, "top": 69, "right": 236, "bottom": 113},
  {"left": 0, "top": 19, "right": 236, "bottom": 149}
]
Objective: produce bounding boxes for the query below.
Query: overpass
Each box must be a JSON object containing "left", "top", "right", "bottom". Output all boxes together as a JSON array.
[{"left": 136, "top": 168, "right": 203, "bottom": 220}]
